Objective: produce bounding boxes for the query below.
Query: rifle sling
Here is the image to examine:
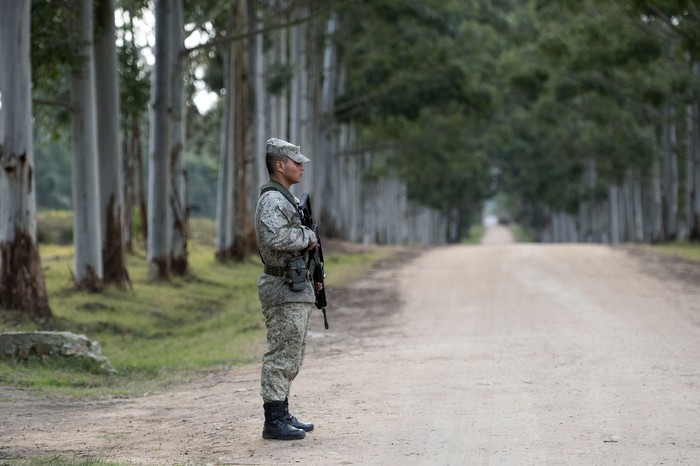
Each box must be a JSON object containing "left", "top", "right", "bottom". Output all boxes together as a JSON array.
[{"left": 259, "top": 181, "right": 299, "bottom": 211}]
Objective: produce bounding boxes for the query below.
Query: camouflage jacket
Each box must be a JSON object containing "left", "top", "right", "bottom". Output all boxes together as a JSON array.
[{"left": 255, "top": 183, "right": 316, "bottom": 308}]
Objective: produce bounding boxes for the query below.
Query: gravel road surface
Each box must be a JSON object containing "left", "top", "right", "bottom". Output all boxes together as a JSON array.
[{"left": 2, "top": 226, "right": 699, "bottom": 465}]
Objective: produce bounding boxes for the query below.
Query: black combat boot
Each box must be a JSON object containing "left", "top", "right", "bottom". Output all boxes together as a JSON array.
[
  {"left": 283, "top": 397, "right": 314, "bottom": 432},
  {"left": 263, "top": 401, "right": 306, "bottom": 440}
]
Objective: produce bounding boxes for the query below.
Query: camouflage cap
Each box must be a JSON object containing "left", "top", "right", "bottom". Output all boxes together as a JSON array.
[{"left": 266, "top": 138, "right": 311, "bottom": 163}]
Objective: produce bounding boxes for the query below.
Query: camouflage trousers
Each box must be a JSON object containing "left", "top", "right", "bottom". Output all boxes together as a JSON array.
[{"left": 260, "top": 302, "right": 312, "bottom": 402}]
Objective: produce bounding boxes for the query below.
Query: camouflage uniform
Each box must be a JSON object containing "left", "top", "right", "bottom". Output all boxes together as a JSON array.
[{"left": 256, "top": 183, "right": 316, "bottom": 403}]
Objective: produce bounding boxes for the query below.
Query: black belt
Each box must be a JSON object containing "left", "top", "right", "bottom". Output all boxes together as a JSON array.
[{"left": 264, "top": 264, "right": 287, "bottom": 277}]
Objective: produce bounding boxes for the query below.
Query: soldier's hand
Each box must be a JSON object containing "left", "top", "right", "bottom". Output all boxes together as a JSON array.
[{"left": 307, "top": 240, "right": 318, "bottom": 251}]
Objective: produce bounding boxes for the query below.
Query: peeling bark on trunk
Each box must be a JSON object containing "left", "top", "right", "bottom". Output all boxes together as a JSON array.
[
  {"left": 231, "top": 0, "right": 254, "bottom": 260},
  {"left": 216, "top": 0, "right": 256, "bottom": 262},
  {"left": 0, "top": 232, "right": 51, "bottom": 324},
  {"left": 103, "top": 195, "right": 129, "bottom": 287},
  {"left": 95, "top": 0, "right": 128, "bottom": 286},
  {"left": 0, "top": 0, "right": 51, "bottom": 323}
]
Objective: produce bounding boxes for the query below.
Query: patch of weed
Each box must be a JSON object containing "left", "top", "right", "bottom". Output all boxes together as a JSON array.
[{"left": 647, "top": 241, "right": 700, "bottom": 262}]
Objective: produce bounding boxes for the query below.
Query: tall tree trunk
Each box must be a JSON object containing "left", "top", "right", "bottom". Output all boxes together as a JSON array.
[
  {"left": 289, "top": 5, "right": 313, "bottom": 195},
  {"left": 650, "top": 153, "right": 664, "bottom": 243},
  {"left": 147, "top": 0, "right": 173, "bottom": 279},
  {"left": 583, "top": 158, "right": 599, "bottom": 242},
  {"left": 251, "top": 0, "right": 268, "bottom": 202},
  {"left": 0, "top": 0, "right": 51, "bottom": 323},
  {"left": 447, "top": 205, "right": 461, "bottom": 243},
  {"left": 231, "top": 0, "right": 254, "bottom": 260},
  {"left": 305, "top": 6, "right": 324, "bottom": 204},
  {"left": 317, "top": 13, "right": 338, "bottom": 227},
  {"left": 95, "top": 0, "right": 128, "bottom": 287},
  {"left": 608, "top": 185, "right": 620, "bottom": 244},
  {"left": 246, "top": 0, "right": 265, "bottom": 249},
  {"left": 688, "top": 62, "right": 700, "bottom": 240},
  {"left": 216, "top": 4, "right": 239, "bottom": 262},
  {"left": 169, "top": 0, "right": 188, "bottom": 275},
  {"left": 123, "top": 116, "right": 149, "bottom": 248},
  {"left": 264, "top": 2, "right": 289, "bottom": 142},
  {"left": 215, "top": 39, "right": 235, "bottom": 261},
  {"left": 662, "top": 103, "right": 679, "bottom": 240},
  {"left": 71, "top": 0, "right": 104, "bottom": 290},
  {"left": 122, "top": 118, "right": 136, "bottom": 252},
  {"left": 632, "top": 168, "right": 645, "bottom": 242}
]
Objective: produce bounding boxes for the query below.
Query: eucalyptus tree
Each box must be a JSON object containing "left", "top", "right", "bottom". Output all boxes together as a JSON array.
[
  {"left": 547, "top": 0, "right": 692, "bottom": 242},
  {"left": 625, "top": 0, "right": 700, "bottom": 239},
  {"left": 71, "top": 0, "right": 104, "bottom": 289},
  {"left": 170, "top": 0, "right": 189, "bottom": 274},
  {"left": 492, "top": 0, "right": 677, "bottom": 243},
  {"left": 95, "top": 0, "right": 129, "bottom": 286},
  {"left": 335, "top": 0, "right": 498, "bottom": 240},
  {"left": 147, "top": 0, "right": 174, "bottom": 279},
  {"left": 0, "top": 0, "right": 52, "bottom": 322},
  {"left": 31, "top": 0, "right": 129, "bottom": 284},
  {"left": 215, "top": 0, "right": 247, "bottom": 261},
  {"left": 117, "top": 4, "right": 151, "bottom": 251}
]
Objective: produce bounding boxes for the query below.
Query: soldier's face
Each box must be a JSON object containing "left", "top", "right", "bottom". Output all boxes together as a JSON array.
[{"left": 279, "top": 158, "right": 304, "bottom": 186}]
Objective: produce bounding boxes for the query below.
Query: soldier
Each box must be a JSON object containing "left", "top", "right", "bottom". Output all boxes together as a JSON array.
[{"left": 255, "top": 138, "right": 318, "bottom": 440}]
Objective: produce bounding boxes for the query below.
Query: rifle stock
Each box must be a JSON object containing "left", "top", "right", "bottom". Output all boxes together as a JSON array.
[{"left": 299, "top": 193, "right": 329, "bottom": 329}]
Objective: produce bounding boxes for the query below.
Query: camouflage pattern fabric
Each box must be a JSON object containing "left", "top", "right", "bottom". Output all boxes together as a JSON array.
[
  {"left": 260, "top": 302, "right": 312, "bottom": 402},
  {"left": 255, "top": 188, "right": 316, "bottom": 308},
  {"left": 256, "top": 183, "right": 316, "bottom": 402}
]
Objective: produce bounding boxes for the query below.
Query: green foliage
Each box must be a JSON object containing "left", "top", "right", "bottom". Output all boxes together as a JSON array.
[
  {"left": 30, "top": 1, "right": 80, "bottom": 137},
  {"left": 647, "top": 241, "right": 700, "bottom": 262},
  {"left": 117, "top": 14, "right": 151, "bottom": 126},
  {"left": 335, "top": 0, "right": 504, "bottom": 229},
  {"left": 366, "top": 107, "right": 492, "bottom": 211},
  {"left": 337, "top": 0, "right": 494, "bottom": 123},
  {"left": 31, "top": 1, "right": 82, "bottom": 80},
  {"left": 265, "top": 62, "right": 295, "bottom": 96},
  {"left": 25, "top": 0, "right": 700, "bottom": 245},
  {"left": 510, "top": 224, "right": 537, "bottom": 243},
  {"left": 185, "top": 101, "right": 222, "bottom": 217},
  {"left": 462, "top": 224, "right": 485, "bottom": 244},
  {"left": 35, "top": 137, "right": 73, "bottom": 211},
  {"left": 484, "top": 0, "right": 696, "bottom": 231}
]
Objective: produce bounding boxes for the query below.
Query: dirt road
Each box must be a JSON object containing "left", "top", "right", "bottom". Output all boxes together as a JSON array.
[{"left": 2, "top": 226, "right": 700, "bottom": 465}]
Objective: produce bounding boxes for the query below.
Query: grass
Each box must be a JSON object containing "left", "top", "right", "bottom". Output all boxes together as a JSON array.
[
  {"left": 510, "top": 224, "right": 536, "bottom": 242},
  {"left": 1, "top": 214, "right": 388, "bottom": 398},
  {"left": 462, "top": 224, "right": 485, "bottom": 244},
  {"left": 645, "top": 241, "right": 700, "bottom": 262}
]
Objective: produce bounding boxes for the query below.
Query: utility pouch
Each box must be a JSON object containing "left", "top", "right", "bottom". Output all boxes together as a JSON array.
[{"left": 286, "top": 255, "right": 308, "bottom": 292}]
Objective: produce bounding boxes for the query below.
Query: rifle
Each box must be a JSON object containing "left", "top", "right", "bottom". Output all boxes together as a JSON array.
[{"left": 298, "top": 192, "right": 329, "bottom": 329}]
